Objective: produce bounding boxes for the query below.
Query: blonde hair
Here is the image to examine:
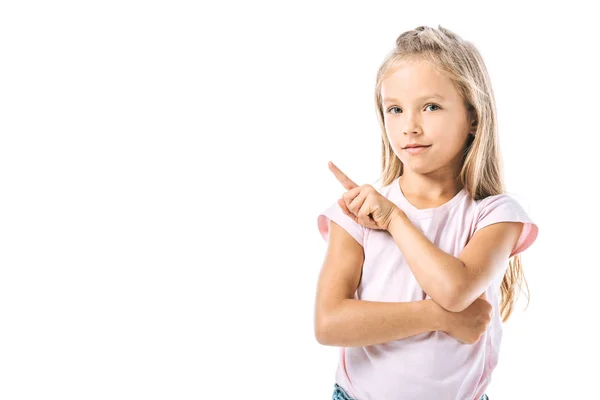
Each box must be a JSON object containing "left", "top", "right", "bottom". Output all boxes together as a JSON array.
[{"left": 373, "top": 25, "right": 528, "bottom": 322}]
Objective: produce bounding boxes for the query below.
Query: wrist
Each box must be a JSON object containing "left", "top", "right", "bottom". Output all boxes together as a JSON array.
[
  {"left": 387, "top": 207, "right": 406, "bottom": 232},
  {"left": 425, "top": 299, "right": 448, "bottom": 332}
]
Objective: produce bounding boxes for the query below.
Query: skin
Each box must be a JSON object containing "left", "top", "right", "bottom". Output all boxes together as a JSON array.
[{"left": 380, "top": 58, "right": 476, "bottom": 206}]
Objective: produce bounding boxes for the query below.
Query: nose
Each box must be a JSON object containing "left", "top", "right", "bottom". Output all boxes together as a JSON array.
[{"left": 403, "top": 113, "right": 422, "bottom": 135}]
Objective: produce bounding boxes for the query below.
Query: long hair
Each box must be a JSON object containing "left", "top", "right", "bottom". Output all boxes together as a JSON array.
[{"left": 373, "top": 25, "right": 528, "bottom": 322}]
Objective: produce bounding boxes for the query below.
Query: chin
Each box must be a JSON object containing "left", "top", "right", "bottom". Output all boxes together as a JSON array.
[
  {"left": 402, "top": 160, "right": 440, "bottom": 175},
  {"left": 407, "top": 166, "right": 437, "bottom": 175}
]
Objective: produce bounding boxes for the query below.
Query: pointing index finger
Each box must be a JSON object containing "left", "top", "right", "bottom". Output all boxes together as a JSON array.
[{"left": 328, "top": 161, "right": 358, "bottom": 190}]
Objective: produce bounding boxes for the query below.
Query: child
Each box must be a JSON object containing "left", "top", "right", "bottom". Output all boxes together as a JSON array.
[{"left": 315, "top": 25, "right": 539, "bottom": 400}]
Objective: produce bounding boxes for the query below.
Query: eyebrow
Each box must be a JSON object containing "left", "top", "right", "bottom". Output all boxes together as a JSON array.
[{"left": 382, "top": 94, "right": 446, "bottom": 104}]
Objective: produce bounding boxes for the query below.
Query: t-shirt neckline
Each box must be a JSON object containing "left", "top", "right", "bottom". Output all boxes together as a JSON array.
[{"left": 392, "top": 176, "right": 467, "bottom": 218}]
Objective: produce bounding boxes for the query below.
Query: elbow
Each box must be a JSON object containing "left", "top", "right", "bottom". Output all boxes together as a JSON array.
[
  {"left": 434, "top": 260, "right": 472, "bottom": 312},
  {"left": 315, "top": 300, "right": 348, "bottom": 346},
  {"left": 314, "top": 306, "right": 336, "bottom": 345},
  {"left": 315, "top": 304, "right": 346, "bottom": 346},
  {"left": 315, "top": 327, "right": 328, "bottom": 346},
  {"left": 434, "top": 283, "right": 470, "bottom": 313},
  {"left": 443, "top": 296, "right": 469, "bottom": 313},
  {"left": 314, "top": 316, "right": 333, "bottom": 345}
]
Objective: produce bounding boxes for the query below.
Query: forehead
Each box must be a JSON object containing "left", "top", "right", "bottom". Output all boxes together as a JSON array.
[{"left": 381, "top": 60, "right": 458, "bottom": 101}]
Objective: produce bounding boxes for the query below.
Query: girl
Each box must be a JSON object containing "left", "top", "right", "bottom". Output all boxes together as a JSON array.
[{"left": 315, "top": 25, "right": 539, "bottom": 400}]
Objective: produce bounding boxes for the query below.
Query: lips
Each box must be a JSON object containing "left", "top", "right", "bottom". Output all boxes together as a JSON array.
[
  {"left": 403, "top": 145, "right": 431, "bottom": 149},
  {"left": 403, "top": 145, "right": 431, "bottom": 155}
]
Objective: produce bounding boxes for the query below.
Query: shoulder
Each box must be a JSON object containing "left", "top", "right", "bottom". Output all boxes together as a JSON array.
[
  {"left": 475, "top": 193, "right": 531, "bottom": 219},
  {"left": 316, "top": 179, "right": 395, "bottom": 248},
  {"left": 317, "top": 199, "right": 366, "bottom": 247},
  {"left": 472, "top": 192, "right": 539, "bottom": 257}
]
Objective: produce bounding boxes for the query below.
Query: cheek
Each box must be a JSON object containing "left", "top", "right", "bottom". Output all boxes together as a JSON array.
[
  {"left": 384, "top": 120, "right": 402, "bottom": 147},
  {"left": 385, "top": 130, "right": 404, "bottom": 156},
  {"left": 386, "top": 138, "right": 409, "bottom": 164}
]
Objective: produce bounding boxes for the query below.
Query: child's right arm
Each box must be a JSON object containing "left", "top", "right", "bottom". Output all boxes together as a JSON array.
[{"left": 314, "top": 221, "right": 491, "bottom": 347}]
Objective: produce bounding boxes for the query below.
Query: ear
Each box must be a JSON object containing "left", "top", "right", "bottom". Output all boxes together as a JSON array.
[
  {"left": 467, "top": 106, "right": 478, "bottom": 135},
  {"left": 470, "top": 119, "right": 478, "bottom": 136},
  {"left": 469, "top": 113, "right": 478, "bottom": 136}
]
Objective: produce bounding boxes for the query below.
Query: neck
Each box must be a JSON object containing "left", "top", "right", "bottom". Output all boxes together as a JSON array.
[{"left": 399, "top": 171, "right": 462, "bottom": 200}]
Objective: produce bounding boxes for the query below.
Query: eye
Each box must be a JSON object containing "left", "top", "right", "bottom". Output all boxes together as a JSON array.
[{"left": 386, "top": 103, "right": 442, "bottom": 114}]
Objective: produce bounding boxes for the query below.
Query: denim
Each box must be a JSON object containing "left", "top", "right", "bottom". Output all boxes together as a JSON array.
[
  {"left": 332, "top": 384, "right": 354, "bottom": 400},
  {"left": 332, "top": 383, "right": 489, "bottom": 400}
]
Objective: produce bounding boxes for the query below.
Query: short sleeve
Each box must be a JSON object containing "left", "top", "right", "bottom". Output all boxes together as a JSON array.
[
  {"left": 317, "top": 200, "right": 366, "bottom": 247},
  {"left": 474, "top": 194, "right": 539, "bottom": 258}
]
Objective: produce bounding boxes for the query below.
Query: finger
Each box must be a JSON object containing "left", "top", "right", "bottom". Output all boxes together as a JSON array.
[
  {"left": 328, "top": 161, "right": 359, "bottom": 190},
  {"left": 347, "top": 188, "right": 367, "bottom": 216},
  {"left": 341, "top": 187, "right": 362, "bottom": 213},
  {"left": 352, "top": 191, "right": 372, "bottom": 226},
  {"left": 337, "top": 198, "right": 358, "bottom": 223}
]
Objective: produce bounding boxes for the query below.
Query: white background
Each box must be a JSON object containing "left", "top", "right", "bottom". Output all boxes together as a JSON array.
[{"left": 0, "top": 1, "right": 598, "bottom": 399}]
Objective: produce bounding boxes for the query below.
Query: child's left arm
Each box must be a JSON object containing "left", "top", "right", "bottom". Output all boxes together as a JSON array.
[{"left": 387, "top": 203, "right": 537, "bottom": 313}]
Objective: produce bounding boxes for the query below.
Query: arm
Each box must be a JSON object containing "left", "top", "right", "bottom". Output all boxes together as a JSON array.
[
  {"left": 314, "top": 220, "right": 445, "bottom": 347},
  {"left": 317, "top": 299, "right": 445, "bottom": 347},
  {"left": 387, "top": 208, "right": 523, "bottom": 312}
]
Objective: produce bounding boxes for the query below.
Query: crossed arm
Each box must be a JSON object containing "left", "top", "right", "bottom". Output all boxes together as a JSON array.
[
  {"left": 386, "top": 208, "right": 523, "bottom": 312},
  {"left": 314, "top": 215, "right": 523, "bottom": 347}
]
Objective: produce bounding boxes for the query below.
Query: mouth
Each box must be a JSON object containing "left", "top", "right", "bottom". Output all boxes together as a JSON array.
[
  {"left": 403, "top": 145, "right": 431, "bottom": 154},
  {"left": 403, "top": 142, "right": 432, "bottom": 149}
]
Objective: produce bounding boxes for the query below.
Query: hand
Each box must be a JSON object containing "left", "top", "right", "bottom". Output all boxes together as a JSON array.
[
  {"left": 441, "top": 293, "right": 493, "bottom": 344},
  {"left": 328, "top": 161, "right": 400, "bottom": 231}
]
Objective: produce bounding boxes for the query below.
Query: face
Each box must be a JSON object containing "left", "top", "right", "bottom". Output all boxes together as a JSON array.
[{"left": 380, "top": 59, "right": 474, "bottom": 176}]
